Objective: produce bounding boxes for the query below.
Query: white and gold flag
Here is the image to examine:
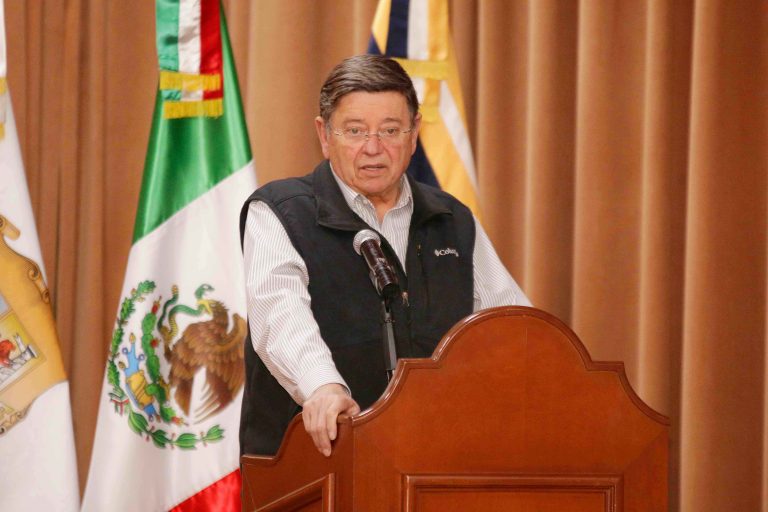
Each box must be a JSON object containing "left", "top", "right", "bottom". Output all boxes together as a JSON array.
[{"left": 0, "top": 2, "right": 80, "bottom": 510}]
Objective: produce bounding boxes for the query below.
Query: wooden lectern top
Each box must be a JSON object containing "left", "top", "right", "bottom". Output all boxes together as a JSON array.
[{"left": 241, "top": 306, "right": 669, "bottom": 511}]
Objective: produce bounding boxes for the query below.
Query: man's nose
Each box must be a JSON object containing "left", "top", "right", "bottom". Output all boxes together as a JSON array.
[{"left": 361, "top": 133, "right": 383, "bottom": 153}]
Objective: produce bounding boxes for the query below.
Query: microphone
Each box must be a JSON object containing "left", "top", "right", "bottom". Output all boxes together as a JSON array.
[
  {"left": 353, "top": 230, "right": 399, "bottom": 300},
  {"left": 354, "top": 229, "right": 400, "bottom": 378}
]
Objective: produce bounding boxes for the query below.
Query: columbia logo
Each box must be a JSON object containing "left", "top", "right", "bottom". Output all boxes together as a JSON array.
[{"left": 434, "top": 248, "right": 459, "bottom": 258}]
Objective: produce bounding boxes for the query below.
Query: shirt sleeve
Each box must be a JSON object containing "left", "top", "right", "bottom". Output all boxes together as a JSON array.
[
  {"left": 472, "top": 216, "right": 532, "bottom": 310},
  {"left": 243, "top": 201, "right": 349, "bottom": 404}
]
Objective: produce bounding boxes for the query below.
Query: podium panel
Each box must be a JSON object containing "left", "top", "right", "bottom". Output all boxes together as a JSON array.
[
  {"left": 405, "top": 475, "right": 620, "bottom": 511},
  {"left": 242, "top": 307, "right": 669, "bottom": 511}
]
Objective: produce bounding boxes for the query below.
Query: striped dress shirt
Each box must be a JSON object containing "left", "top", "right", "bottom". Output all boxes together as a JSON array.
[{"left": 243, "top": 171, "right": 531, "bottom": 405}]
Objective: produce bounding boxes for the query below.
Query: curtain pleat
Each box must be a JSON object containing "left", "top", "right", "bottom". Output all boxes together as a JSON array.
[
  {"left": 476, "top": 0, "right": 529, "bottom": 279},
  {"left": 523, "top": 0, "right": 577, "bottom": 323},
  {"left": 572, "top": 0, "right": 647, "bottom": 377},
  {"left": 680, "top": 1, "right": 768, "bottom": 511},
  {"left": 637, "top": 2, "right": 693, "bottom": 508},
  {"left": 5, "top": 1, "right": 767, "bottom": 509}
]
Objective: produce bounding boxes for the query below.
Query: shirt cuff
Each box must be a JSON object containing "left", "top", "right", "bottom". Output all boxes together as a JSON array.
[{"left": 295, "top": 365, "right": 350, "bottom": 404}]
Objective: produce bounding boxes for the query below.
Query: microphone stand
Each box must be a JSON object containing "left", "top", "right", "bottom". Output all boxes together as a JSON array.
[{"left": 381, "top": 297, "right": 397, "bottom": 381}]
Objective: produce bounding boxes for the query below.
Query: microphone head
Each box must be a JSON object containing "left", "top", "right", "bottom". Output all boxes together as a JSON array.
[{"left": 353, "top": 229, "right": 380, "bottom": 255}]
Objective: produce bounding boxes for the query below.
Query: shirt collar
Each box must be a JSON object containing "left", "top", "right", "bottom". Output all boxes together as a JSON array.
[{"left": 313, "top": 160, "right": 452, "bottom": 232}]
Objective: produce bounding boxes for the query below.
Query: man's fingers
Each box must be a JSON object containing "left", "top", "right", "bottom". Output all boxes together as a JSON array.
[
  {"left": 314, "top": 430, "right": 331, "bottom": 456},
  {"left": 346, "top": 400, "right": 361, "bottom": 416},
  {"left": 310, "top": 404, "right": 332, "bottom": 456},
  {"left": 301, "top": 407, "right": 319, "bottom": 451},
  {"left": 329, "top": 397, "right": 360, "bottom": 441},
  {"left": 302, "top": 385, "right": 360, "bottom": 457},
  {"left": 326, "top": 406, "right": 339, "bottom": 442},
  {"left": 316, "top": 409, "right": 332, "bottom": 456},
  {"left": 324, "top": 397, "right": 348, "bottom": 444},
  {"left": 302, "top": 399, "right": 333, "bottom": 456}
]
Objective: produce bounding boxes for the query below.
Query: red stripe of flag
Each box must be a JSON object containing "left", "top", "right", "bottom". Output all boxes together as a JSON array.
[
  {"left": 169, "top": 469, "right": 241, "bottom": 512},
  {"left": 200, "top": 0, "right": 223, "bottom": 100}
]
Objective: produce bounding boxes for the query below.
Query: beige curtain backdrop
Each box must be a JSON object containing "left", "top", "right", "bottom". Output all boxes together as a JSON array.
[{"left": 5, "top": 1, "right": 767, "bottom": 510}]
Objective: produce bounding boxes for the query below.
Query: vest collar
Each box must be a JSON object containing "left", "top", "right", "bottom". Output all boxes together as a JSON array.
[{"left": 313, "top": 160, "right": 452, "bottom": 232}]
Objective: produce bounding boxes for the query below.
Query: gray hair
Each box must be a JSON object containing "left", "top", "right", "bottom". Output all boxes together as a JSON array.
[{"left": 319, "top": 54, "right": 419, "bottom": 124}]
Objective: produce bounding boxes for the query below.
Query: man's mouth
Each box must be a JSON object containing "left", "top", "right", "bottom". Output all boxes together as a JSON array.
[{"left": 360, "top": 164, "right": 386, "bottom": 172}]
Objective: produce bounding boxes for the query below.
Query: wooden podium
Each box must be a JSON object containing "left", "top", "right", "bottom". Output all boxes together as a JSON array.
[{"left": 241, "top": 307, "right": 669, "bottom": 511}]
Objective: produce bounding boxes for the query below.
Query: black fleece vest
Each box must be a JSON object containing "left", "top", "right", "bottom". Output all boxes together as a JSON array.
[{"left": 239, "top": 161, "right": 474, "bottom": 455}]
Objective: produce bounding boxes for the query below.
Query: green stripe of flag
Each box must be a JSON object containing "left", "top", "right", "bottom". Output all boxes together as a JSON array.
[
  {"left": 134, "top": 10, "right": 251, "bottom": 242},
  {"left": 155, "top": 0, "right": 180, "bottom": 72}
]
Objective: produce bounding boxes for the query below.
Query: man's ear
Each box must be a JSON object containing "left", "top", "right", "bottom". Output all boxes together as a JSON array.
[
  {"left": 409, "top": 113, "right": 422, "bottom": 156},
  {"left": 315, "top": 116, "right": 330, "bottom": 159}
]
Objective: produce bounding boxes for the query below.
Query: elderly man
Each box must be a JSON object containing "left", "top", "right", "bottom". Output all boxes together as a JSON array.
[{"left": 239, "top": 54, "right": 529, "bottom": 458}]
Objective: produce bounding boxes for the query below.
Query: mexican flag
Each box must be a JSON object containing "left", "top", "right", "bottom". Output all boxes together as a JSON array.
[
  {"left": 0, "top": 3, "right": 80, "bottom": 509},
  {"left": 82, "top": 1, "right": 256, "bottom": 510}
]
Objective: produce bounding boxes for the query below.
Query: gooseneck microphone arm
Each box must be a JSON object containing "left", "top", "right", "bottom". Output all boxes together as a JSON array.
[
  {"left": 353, "top": 230, "right": 400, "bottom": 379},
  {"left": 380, "top": 302, "right": 397, "bottom": 379}
]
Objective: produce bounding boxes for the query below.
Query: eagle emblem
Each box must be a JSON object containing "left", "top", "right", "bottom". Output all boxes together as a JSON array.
[{"left": 107, "top": 281, "right": 246, "bottom": 449}]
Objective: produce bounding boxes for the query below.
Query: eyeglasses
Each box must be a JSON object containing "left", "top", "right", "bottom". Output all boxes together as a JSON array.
[{"left": 329, "top": 124, "right": 414, "bottom": 145}]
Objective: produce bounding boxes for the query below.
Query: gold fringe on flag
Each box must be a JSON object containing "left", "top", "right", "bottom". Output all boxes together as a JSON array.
[
  {"left": 162, "top": 98, "right": 223, "bottom": 119},
  {"left": 159, "top": 71, "right": 221, "bottom": 92}
]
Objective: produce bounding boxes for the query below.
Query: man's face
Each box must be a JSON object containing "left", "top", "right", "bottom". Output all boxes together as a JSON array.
[{"left": 315, "top": 91, "right": 420, "bottom": 206}]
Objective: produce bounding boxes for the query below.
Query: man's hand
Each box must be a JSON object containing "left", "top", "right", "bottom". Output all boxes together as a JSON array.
[{"left": 301, "top": 383, "right": 360, "bottom": 457}]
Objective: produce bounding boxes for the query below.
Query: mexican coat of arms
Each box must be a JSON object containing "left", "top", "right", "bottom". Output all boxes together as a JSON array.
[{"left": 108, "top": 280, "right": 246, "bottom": 449}]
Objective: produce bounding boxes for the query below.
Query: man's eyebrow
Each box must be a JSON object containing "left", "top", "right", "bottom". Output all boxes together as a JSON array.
[{"left": 340, "top": 116, "right": 404, "bottom": 124}]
